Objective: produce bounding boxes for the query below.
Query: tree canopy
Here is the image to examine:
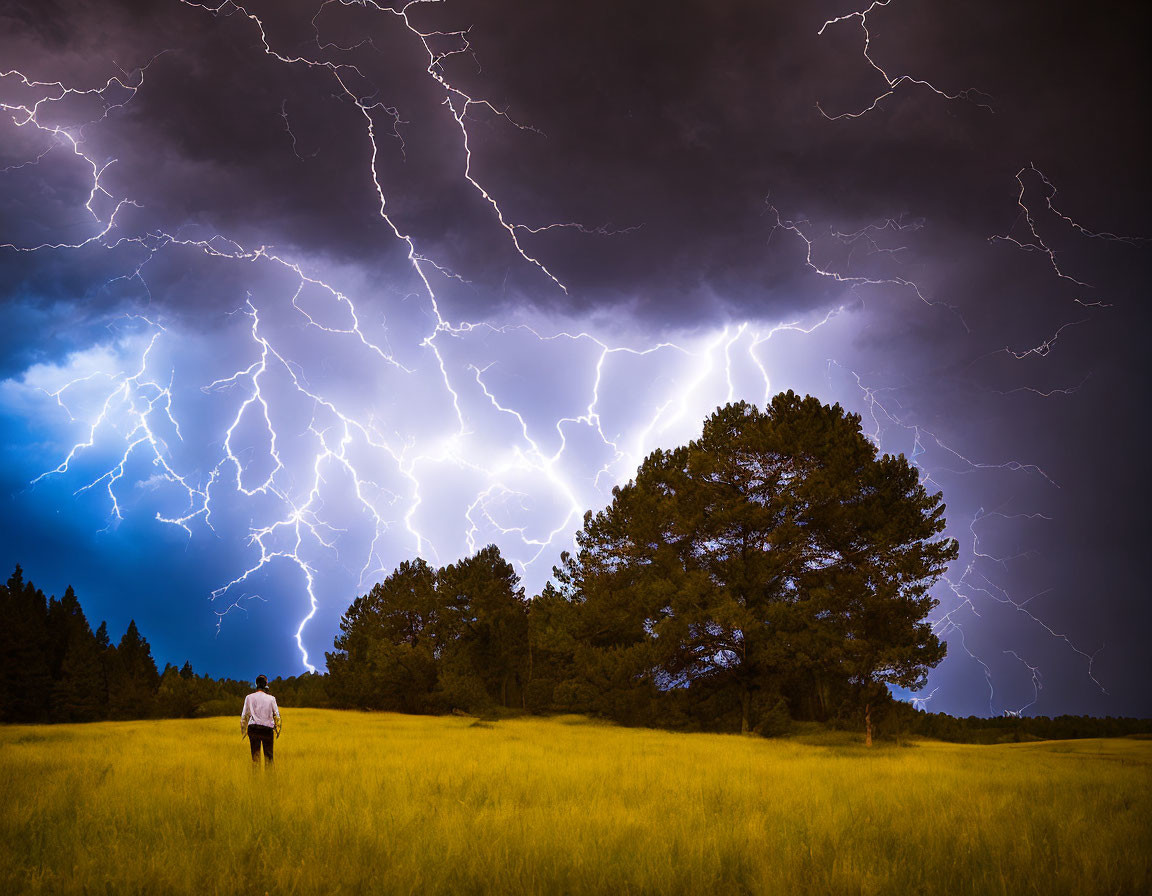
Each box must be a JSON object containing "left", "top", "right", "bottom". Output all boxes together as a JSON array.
[
  {"left": 325, "top": 546, "right": 529, "bottom": 713},
  {"left": 549, "top": 393, "right": 957, "bottom": 737}
]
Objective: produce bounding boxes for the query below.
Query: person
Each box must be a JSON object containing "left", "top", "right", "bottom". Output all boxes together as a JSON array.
[{"left": 241, "top": 674, "right": 281, "bottom": 765}]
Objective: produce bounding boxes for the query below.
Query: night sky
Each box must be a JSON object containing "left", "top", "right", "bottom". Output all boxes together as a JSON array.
[{"left": 1, "top": 0, "right": 1149, "bottom": 717}]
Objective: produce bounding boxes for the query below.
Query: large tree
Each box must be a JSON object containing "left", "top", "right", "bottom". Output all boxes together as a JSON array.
[
  {"left": 438, "top": 545, "right": 529, "bottom": 708},
  {"left": 553, "top": 393, "right": 957, "bottom": 738},
  {"left": 326, "top": 546, "right": 529, "bottom": 712},
  {"left": 49, "top": 586, "right": 107, "bottom": 722},
  {"left": 325, "top": 557, "right": 443, "bottom": 712},
  {"left": 0, "top": 566, "right": 52, "bottom": 722}
]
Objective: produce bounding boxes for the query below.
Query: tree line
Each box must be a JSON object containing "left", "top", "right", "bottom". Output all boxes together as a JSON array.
[
  {"left": 326, "top": 395, "right": 957, "bottom": 742},
  {"left": 2, "top": 564, "right": 157, "bottom": 723},
  {"left": 5, "top": 394, "right": 1150, "bottom": 742},
  {"left": 3, "top": 561, "right": 1149, "bottom": 741},
  {"left": 0, "top": 564, "right": 321, "bottom": 723},
  {"left": 890, "top": 705, "right": 1152, "bottom": 744}
]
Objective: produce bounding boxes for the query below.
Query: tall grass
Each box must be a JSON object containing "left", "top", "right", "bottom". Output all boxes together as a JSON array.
[{"left": 1, "top": 710, "right": 1148, "bottom": 894}]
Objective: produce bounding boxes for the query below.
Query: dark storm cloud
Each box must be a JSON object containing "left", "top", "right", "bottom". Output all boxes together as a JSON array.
[
  {"left": 3, "top": 0, "right": 1146, "bottom": 327},
  {"left": 1, "top": 0, "right": 1149, "bottom": 713}
]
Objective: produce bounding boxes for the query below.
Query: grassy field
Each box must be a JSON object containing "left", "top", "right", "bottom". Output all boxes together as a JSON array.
[{"left": 1, "top": 710, "right": 1149, "bottom": 895}]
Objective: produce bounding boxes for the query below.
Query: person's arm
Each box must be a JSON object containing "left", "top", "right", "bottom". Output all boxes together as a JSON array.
[
  {"left": 240, "top": 695, "right": 250, "bottom": 735},
  {"left": 272, "top": 697, "right": 281, "bottom": 737}
]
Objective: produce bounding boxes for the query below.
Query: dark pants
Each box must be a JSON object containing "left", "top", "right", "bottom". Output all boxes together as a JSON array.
[{"left": 248, "top": 724, "right": 274, "bottom": 764}]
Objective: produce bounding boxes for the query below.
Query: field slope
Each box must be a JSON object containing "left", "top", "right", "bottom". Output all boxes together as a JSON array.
[{"left": 2, "top": 710, "right": 1149, "bottom": 894}]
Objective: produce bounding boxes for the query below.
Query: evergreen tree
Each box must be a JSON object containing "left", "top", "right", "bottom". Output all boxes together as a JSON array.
[
  {"left": 326, "top": 558, "right": 443, "bottom": 711},
  {"left": 438, "top": 545, "right": 529, "bottom": 708},
  {"left": 93, "top": 620, "right": 114, "bottom": 717},
  {"left": 50, "top": 586, "right": 106, "bottom": 722},
  {"left": 0, "top": 567, "right": 14, "bottom": 720},
  {"left": 0, "top": 566, "right": 53, "bottom": 722},
  {"left": 326, "top": 547, "right": 529, "bottom": 713},
  {"left": 54, "top": 628, "right": 108, "bottom": 722},
  {"left": 108, "top": 620, "right": 160, "bottom": 719},
  {"left": 523, "top": 582, "right": 582, "bottom": 712},
  {"left": 157, "top": 663, "right": 198, "bottom": 718},
  {"left": 554, "top": 394, "right": 956, "bottom": 737}
]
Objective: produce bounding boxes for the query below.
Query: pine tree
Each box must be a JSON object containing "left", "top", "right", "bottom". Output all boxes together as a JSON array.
[
  {"left": 93, "top": 621, "right": 113, "bottom": 718},
  {"left": 554, "top": 394, "right": 956, "bottom": 738},
  {"left": 157, "top": 663, "right": 198, "bottom": 718},
  {"left": 50, "top": 586, "right": 106, "bottom": 722},
  {"left": 108, "top": 620, "right": 160, "bottom": 719},
  {"left": 326, "top": 558, "right": 442, "bottom": 711},
  {"left": 438, "top": 545, "right": 529, "bottom": 708},
  {"left": 54, "top": 630, "right": 107, "bottom": 722},
  {"left": 1, "top": 566, "right": 53, "bottom": 722}
]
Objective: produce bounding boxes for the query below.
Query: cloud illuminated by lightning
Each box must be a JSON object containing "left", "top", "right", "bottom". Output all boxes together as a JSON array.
[{"left": 0, "top": 0, "right": 1142, "bottom": 717}]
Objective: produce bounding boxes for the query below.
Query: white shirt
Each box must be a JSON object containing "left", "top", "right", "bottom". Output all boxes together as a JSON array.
[{"left": 241, "top": 690, "right": 281, "bottom": 729}]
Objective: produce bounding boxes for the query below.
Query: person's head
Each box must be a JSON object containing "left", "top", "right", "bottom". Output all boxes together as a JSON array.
[{"left": 255, "top": 674, "right": 268, "bottom": 691}]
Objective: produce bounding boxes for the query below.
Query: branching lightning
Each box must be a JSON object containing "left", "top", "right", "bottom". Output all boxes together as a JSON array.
[
  {"left": 765, "top": 203, "right": 969, "bottom": 328},
  {"left": 816, "top": 0, "right": 993, "bottom": 121},
  {"left": 1, "top": 0, "right": 1142, "bottom": 715},
  {"left": 811, "top": 2, "right": 1152, "bottom": 714},
  {"left": 2, "top": 2, "right": 801, "bottom": 672}
]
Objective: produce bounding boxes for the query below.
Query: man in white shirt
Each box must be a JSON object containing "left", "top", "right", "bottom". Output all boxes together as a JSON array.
[{"left": 241, "top": 674, "right": 281, "bottom": 765}]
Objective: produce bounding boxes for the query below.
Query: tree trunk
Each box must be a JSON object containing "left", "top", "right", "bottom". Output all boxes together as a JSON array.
[
  {"left": 501, "top": 674, "right": 508, "bottom": 707},
  {"left": 741, "top": 685, "right": 751, "bottom": 734},
  {"left": 865, "top": 701, "right": 873, "bottom": 747}
]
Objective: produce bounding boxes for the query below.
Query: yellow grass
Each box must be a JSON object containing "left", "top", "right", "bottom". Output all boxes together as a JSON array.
[{"left": 1, "top": 710, "right": 1149, "bottom": 895}]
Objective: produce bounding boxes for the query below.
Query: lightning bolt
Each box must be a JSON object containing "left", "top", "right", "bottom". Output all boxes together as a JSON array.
[
  {"left": 765, "top": 202, "right": 969, "bottom": 328},
  {"left": 3, "top": 4, "right": 793, "bottom": 671},
  {"left": 1, "top": 1, "right": 1143, "bottom": 716},
  {"left": 816, "top": 0, "right": 993, "bottom": 121},
  {"left": 828, "top": 357, "right": 1111, "bottom": 714},
  {"left": 810, "top": 1, "right": 1152, "bottom": 714}
]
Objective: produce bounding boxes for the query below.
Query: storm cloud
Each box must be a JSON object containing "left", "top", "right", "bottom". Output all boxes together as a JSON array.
[{"left": 1, "top": 0, "right": 1149, "bottom": 716}]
